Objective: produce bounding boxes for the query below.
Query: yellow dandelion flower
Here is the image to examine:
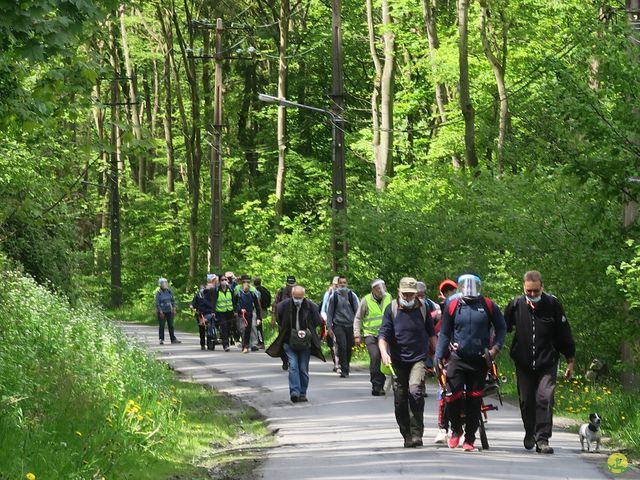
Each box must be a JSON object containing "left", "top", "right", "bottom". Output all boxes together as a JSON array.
[
  {"left": 26, "top": 473, "right": 36, "bottom": 480},
  {"left": 621, "top": 416, "right": 626, "bottom": 420},
  {"left": 75, "top": 431, "right": 82, "bottom": 437},
  {"left": 146, "top": 411, "right": 153, "bottom": 416},
  {"left": 136, "top": 414, "right": 144, "bottom": 421}
]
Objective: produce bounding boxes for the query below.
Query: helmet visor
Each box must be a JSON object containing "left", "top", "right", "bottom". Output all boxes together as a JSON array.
[{"left": 458, "top": 274, "right": 481, "bottom": 298}]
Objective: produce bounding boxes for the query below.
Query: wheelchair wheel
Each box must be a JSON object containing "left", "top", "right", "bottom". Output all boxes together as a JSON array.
[{"left": 479, "top": 418, "right": 489, "bottom": 450}]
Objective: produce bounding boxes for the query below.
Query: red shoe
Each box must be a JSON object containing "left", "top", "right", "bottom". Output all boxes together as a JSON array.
[
  {"left": 448, "top": 434, "right": 461, "bottom": 449},
  {"left": 462, "top": 441, "right": 477, "bottom": 452}
]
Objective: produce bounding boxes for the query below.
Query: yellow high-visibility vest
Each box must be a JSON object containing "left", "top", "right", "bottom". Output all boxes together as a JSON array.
[{"left": 363, "top": 292, "right": 391, "bottom": 336}]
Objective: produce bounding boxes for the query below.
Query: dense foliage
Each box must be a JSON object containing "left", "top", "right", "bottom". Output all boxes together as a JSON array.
[{"left": 0, "top": 256, "right": 180, "bottom": 478}]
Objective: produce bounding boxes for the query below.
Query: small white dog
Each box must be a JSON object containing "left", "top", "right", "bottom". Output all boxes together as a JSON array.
[{"left": 579, "top": 413, "right": 602, "bottom": 453}]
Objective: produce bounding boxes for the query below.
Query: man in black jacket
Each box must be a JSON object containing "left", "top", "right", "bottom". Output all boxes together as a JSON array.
[
  {"left": 266, "top": 286, "right": 326, "bottom": 403},
  {"left": 254, "top": 277, "right": 271, "bottom": 349},
  {"left": 504, "top": 270, "right": 576, "bottom": 454}
]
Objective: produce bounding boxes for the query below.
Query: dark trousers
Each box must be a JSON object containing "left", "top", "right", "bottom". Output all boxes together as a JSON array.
[
  {"left": 256, "top": 321, "right": 264, "bottom": 345},
  {"left": 393, "top": 360, "right": 426, "bottom": 440},
  {"left": 516, "top": 363, "right": 557, "bottom": 442},
  {"left": 215, "top": 311, "right": 233, "bottom": 349},
  {"left": 158, "top": 311, "right": 176, "bottom": 342},
  {"left": 445, "top": 353, "right": 488, "bottom": 443},
  {"left": 333, "top": 324, "right": 354, "bottom": 374},
  {"left": 198, "top": 324, "right": 206, "bottom": 347},
  {"left": 365, "top": 335, "right": 385, "bottom": 391}
]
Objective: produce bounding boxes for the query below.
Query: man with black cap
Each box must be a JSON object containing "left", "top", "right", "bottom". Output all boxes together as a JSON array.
[
  {"left": 234, "top": 275, "right": 262, "bottom": 353},
  {"left": 272, "top": 275, "right": 297, "bottom": 369}
]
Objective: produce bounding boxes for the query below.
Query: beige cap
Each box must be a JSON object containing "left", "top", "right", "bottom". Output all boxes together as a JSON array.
[{"left": 399, "top": 277, "right": 418, "bottom": 293}]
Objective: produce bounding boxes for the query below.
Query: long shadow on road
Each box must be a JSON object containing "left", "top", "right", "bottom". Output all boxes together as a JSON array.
[{"left": 119, "top": 322, "right": 620, "bottom": 480}]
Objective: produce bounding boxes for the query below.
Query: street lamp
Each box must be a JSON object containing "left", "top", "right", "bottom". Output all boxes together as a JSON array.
[{"left": 258, "top": 93, "right": 347, "bottom": 272}]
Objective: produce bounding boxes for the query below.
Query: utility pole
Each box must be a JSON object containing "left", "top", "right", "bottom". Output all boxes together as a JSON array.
[
  {"left": 210, "top": 18, "right": 223, "bottom": 272},
  {"left": 331, "top": 0, "right": 348, "bottom": 273},
  {"left": 110, "top": 77, "right": 122, "bottom": 307}
]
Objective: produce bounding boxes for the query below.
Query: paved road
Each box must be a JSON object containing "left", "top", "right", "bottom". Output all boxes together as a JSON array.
[{"left": 119, "top": 323, "right": 628, "bottom": 480}]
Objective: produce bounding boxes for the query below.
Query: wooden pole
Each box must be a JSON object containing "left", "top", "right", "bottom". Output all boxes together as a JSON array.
[
  {"left": 210, "top": 18, "right": 223, "bottom": 272},
  {"left": 110, "top": 77, "right": 122, "bottom": 307}
]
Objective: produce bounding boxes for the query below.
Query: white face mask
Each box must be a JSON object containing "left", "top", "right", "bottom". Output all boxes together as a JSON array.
[
  {"left": 293, "top": 298, "right": 303, "bottom": 307},
  {"left": 526, "top": 295, "right": 542, "bottom": 303},
  {"left": 399, "top": 298, "right": 415, "bottom": 308}
]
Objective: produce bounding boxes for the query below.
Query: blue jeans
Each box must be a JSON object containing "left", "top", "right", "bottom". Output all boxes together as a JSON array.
[
  {"left": 283, "top": 343, "right": 311, "bottom": 397},
  {"left": 158, "top": 311, "right": 177, "bottom": 342}
]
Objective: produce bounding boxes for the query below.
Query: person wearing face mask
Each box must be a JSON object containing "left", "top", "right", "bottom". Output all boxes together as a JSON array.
[
  {"left": 155, "top": 277, "right": 179, "bottom": 345},
  {"left": 266, "top": 286, "right": 326, "bottom": 403},
  {"left": 435, "top": 274, "right": 506, "bottom": 452},
  {"left": 378, "top": 277, "right": 437, "bottom": 448},
  {"left": 326, "top": 276, "right": 359, "bottom": 378},
  {"left": 214, "top": 275, "right": 235, "bottom": 352},
  {"left": 504, "top": 270, "right": 575, "bottom": 454},
  {"left": 354, "top": 279, "right": 392, "bottom": 396},
  {"left": 193, "top": 274, "right": 218, "bottom": 350},
  {"left": 234, "top": 277, "right": 262, "bottom": 353},
  {"left": 320, "top": 277, "right": 341, "bottom": 373}
]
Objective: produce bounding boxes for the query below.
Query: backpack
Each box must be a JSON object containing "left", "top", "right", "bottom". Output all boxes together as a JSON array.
[
  {"left": 391, "top": 298, "right": 431, "bottom": 323},
  {"left": 447, "top": 296, "right": 494, "bottom": 319},
  {"left": 330, "top": 290, "right": 358, "bottom": 315}
]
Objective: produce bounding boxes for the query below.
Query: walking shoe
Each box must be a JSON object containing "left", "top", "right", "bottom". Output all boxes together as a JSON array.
[
  {"left": 224, "top": 347, "right": 230, "bottom": 352},
  {"left": 448, "top": 433, "right": 461, "bottom": 449},
  {"left": 298, "top": 395, "right": 308, "bottom": 402},
  {"left": 257, "top": 343, "right": 265, "bottom": 350},
  {"left": 523, "top": 434, "right": 536, "bottom": 450},
  {"left": 412, "top": 437, "right": 423, "bottom": 447},
  {"left": 339, "top": 371, "right": 349, "bottom": 378},
  {"left": 371, "top": 389, "right": 384, "bottom": 396},
  {"left": 290, "top": 395, "right": 300, "bottom": 403},
  {"left": 404, "top": 438, "right": 417, "bottom": 448},
  {"left": 462, "top": 441, "right": 477, "bottom": 452},
  {"left": 434, "top": 429, "right": 448, "bottom": 444},
  {"left": 332, "top": 366, "right": 338, "bottom": 373},
  {"left": 159, "top": 340, "right": 164, "bottom": 345},
  {"left": 251, "top": 345, "right": 259, "bottom": 352},
  {"left": 282, "top": 362, "right": 289, "bottom": 371},
  {"left": 536, "top": 441, "right": 554, "bottom": 454},
  {"left": 242, "top": 347, "right": 249, "bottom": 353},
  {"left": 201, "top": 345, "right": 206, "bottom": 350},
  {"left": 171, "top": 339, "right": 181, "bottom": 344}
]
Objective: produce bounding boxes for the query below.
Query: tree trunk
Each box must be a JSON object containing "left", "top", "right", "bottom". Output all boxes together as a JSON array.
[
  {"left": 119, "top": 5, "right": 146, "bottom": 192},
  {"left": 275, "top": 0, "right": 289, "bottom": 219},
  {"left": 457, "top": 0, "right": 478, "bottom": 170},
  {"left": 479, "top": 0, "right": 509, "bottom": 174},
  {"left": 422, "top": 0, "right": 461, "bottom": 168},
  {"left": 159, "top": 17, "right": 175, "bottom": 194},
  {"left": 366, "top": 0, "right": 383, "bottom": 189},
  {"left": 377, "top": 0, "right": 395, "bottom": 191}
]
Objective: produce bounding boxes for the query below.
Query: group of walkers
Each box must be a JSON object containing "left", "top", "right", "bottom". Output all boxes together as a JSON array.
[{"left": 156, "top": 269, "right": 575, "bottom": 454}]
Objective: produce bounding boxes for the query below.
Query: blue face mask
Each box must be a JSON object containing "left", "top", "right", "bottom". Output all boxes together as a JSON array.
[
  {"left": 526, "top": 295, "right": 542, "bottom": 303},
  {"left": 399, "top": 298, "right": 415, "bottom": 308},
  {"left": 339, "top": 287, "right": 348, "bottom": 293}
]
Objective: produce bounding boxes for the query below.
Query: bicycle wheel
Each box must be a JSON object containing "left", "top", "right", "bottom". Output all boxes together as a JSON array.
[{"left": 479, "top": 418, "right": 489, "bottom": 450}]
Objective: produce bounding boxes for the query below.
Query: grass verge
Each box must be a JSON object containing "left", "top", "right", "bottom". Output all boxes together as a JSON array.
[{"left": 112, "top": 378, "right": 270, "bottom": 480}]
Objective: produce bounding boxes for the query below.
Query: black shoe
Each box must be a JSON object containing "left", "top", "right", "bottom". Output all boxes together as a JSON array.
[
  {"left": 372, "top": 389, "right": 384, "bottom": 396},
  {"left": 171, "top": 339, "right": 181, "bottom": 344},
  {"left": 201, "top": 345, "right": 206, "bottom": 350},
  {"left": 340, "top": 372, "right": 349, "bottom": 378},
  {"left": 536, "top": 441, "right": 554, "bottom": 454},
  {"left": 282, "top": 362, "right": 289, "bottom": 371},
  {"left": 251, "top": 345, "right": 259, "bottom": 352},
  {"left": 224, "top": 347, "right": 230, "bottom": 352},
  {"left": 523, "top": 434, "right": 535, "bottom": 450},
  {"left": 159, "top": 340, "right": 164, "bottom": 345},
  {"left": 290, "top": 395, "right": 299, "bottom": 403},
  {"left": 412, "top": 437, "right": 423, "bottom": 447},
  {"left": 332, "top": 366, "right": 338, "bottom": 372},
  {"left": 298, "top": 395, "right": 308, "bottom": 402},
  {"left": 404, "top": 438, "right": 417, "bottom": 448}
]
